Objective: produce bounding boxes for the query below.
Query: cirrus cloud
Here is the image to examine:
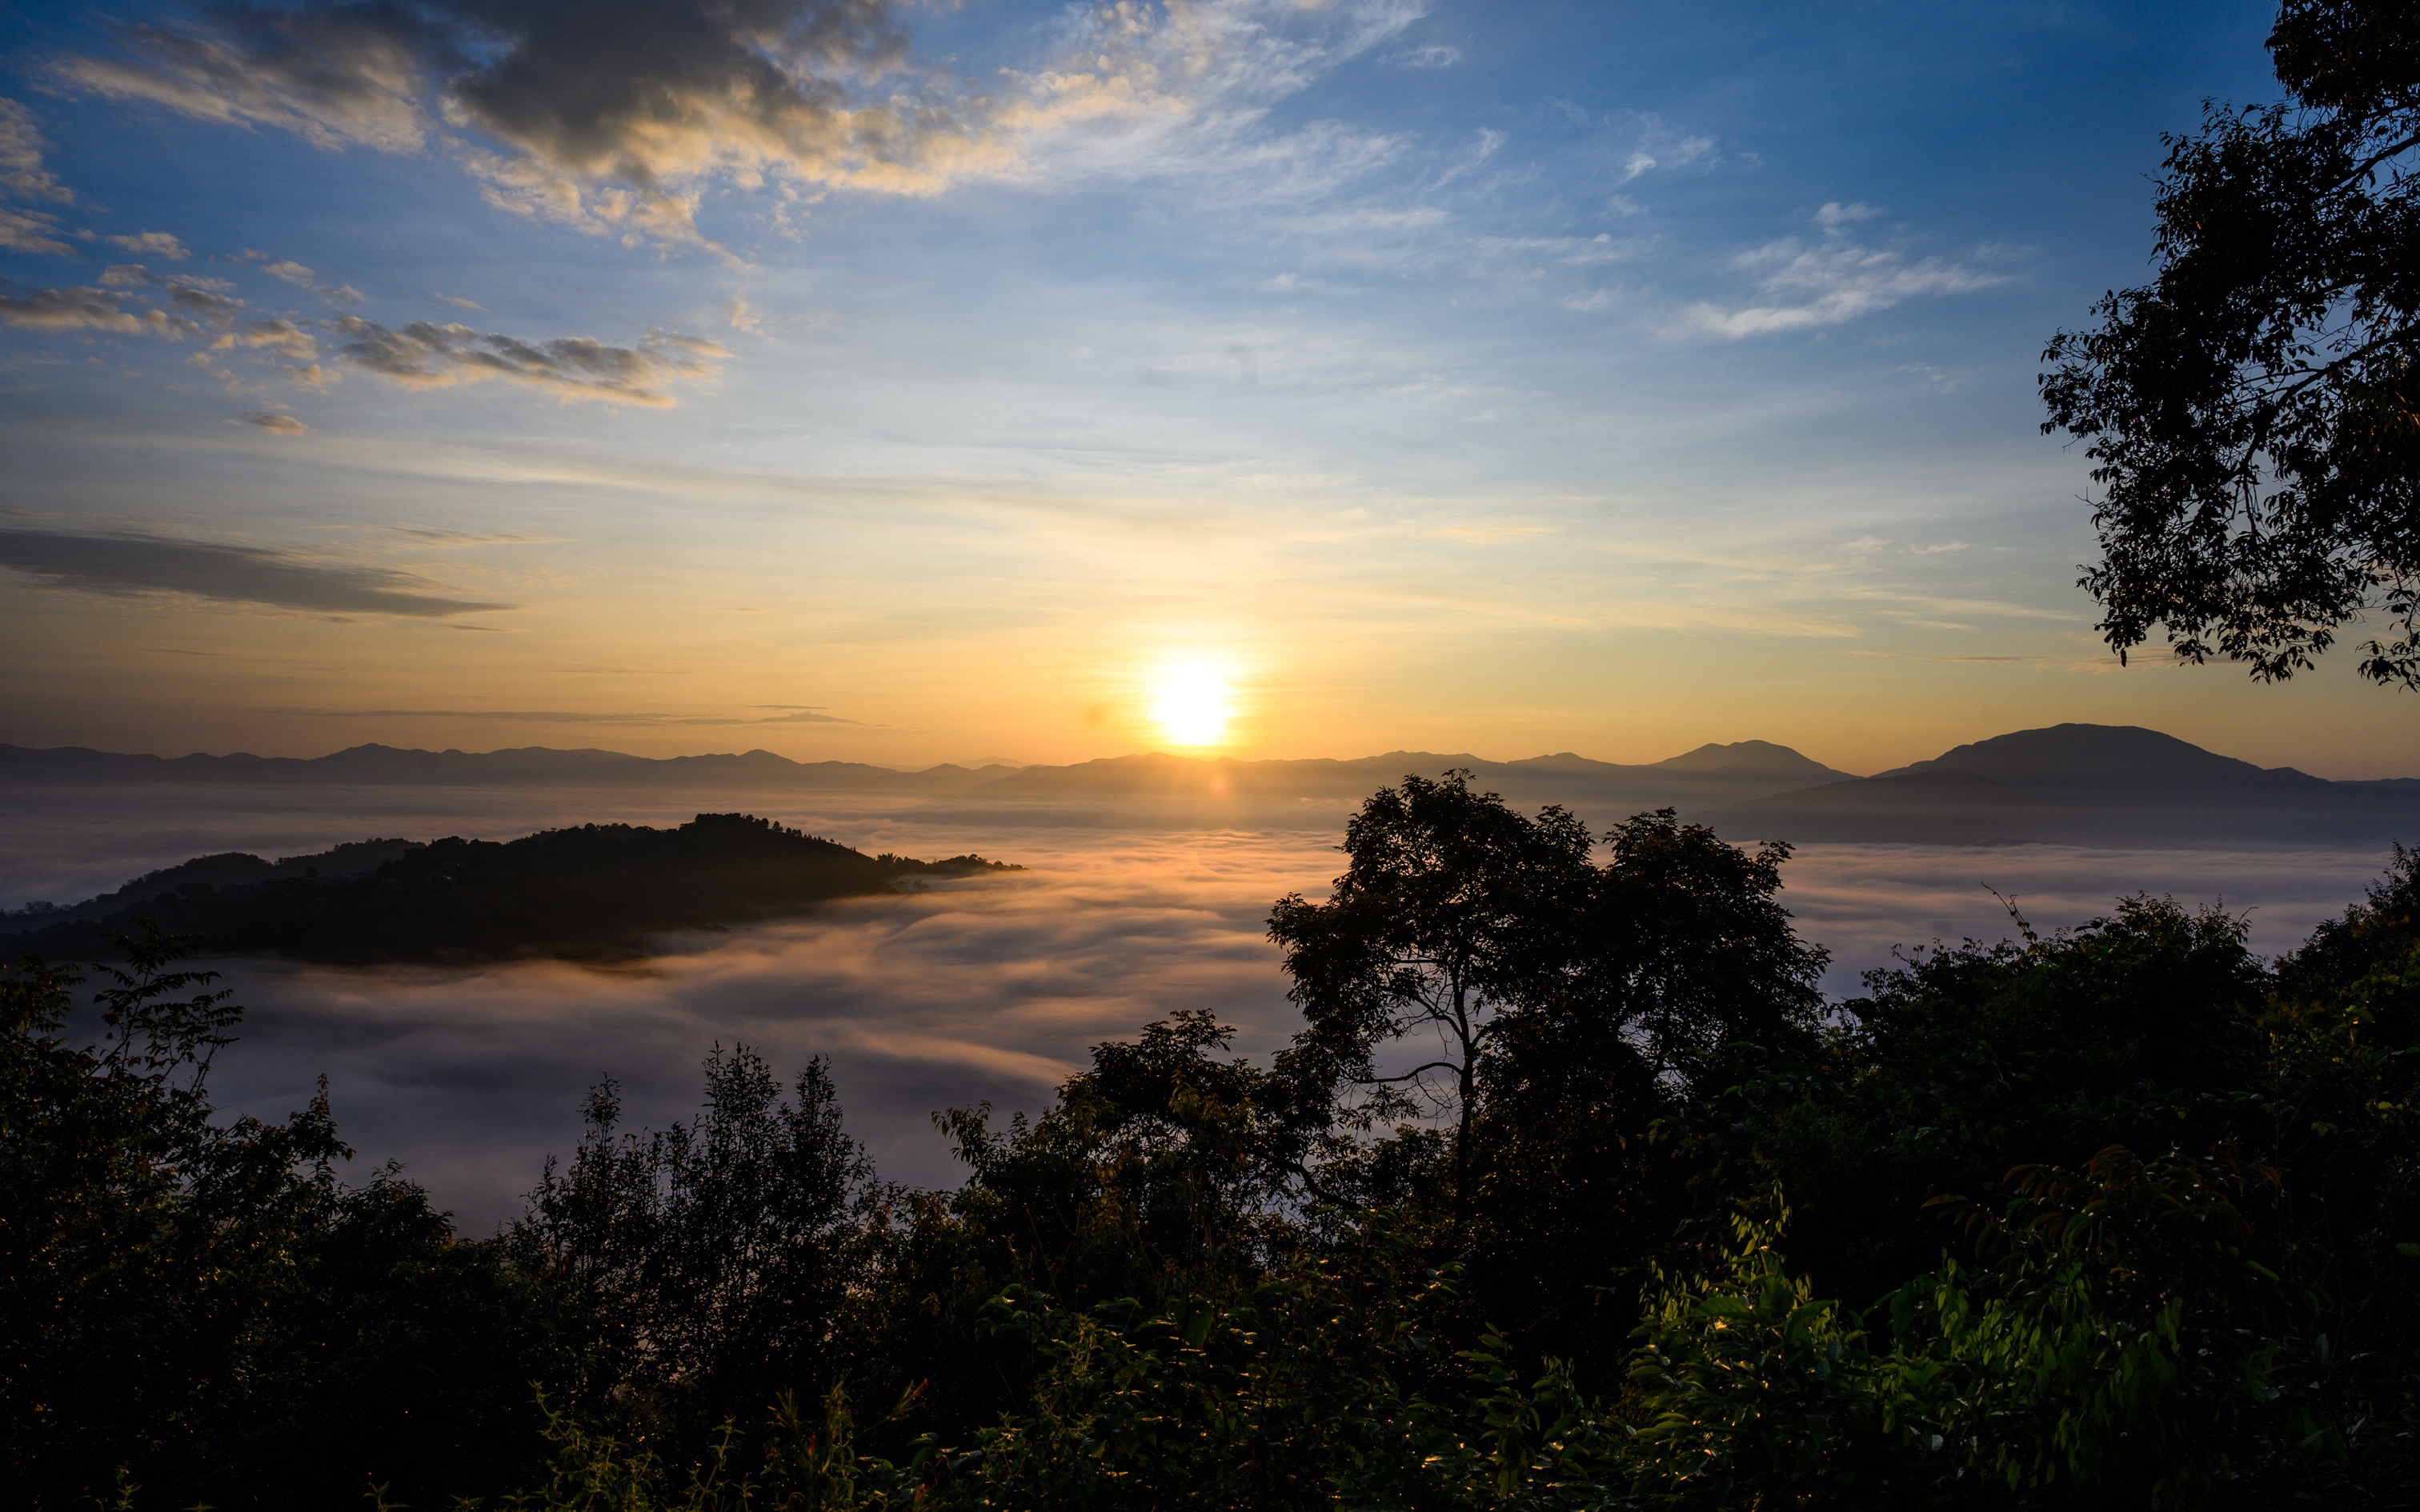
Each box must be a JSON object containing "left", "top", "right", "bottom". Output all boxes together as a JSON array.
[
  {"left": 57, "top": 5, "right": 439, "bottom": 154},
  {"left": 1684, "top": 204, "right": 2014, "bottom": 338}
]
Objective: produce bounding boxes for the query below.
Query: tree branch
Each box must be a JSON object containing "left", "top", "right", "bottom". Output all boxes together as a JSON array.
[{"left": 1361, "top": 1059, "right": 1464, "bottom": 1087}]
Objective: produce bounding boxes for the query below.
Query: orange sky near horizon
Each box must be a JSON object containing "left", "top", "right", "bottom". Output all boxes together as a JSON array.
[{"left": 5, "top": 0, "right": 2415, "bottom": 784}]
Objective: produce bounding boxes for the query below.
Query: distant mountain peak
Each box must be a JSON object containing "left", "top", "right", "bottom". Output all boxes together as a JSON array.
[
  {"left": 1649, "top": 739, "right": 1854, "bottom": 780},
  {"left": 1703, "top": 722, "right": 2405, "bottom": 847},
  {"left": 1871, "top": 723, "right": 2312, "bottom": 786}
]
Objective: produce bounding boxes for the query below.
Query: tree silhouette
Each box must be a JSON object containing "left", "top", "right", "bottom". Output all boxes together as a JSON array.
[
  {"left": 1268, "top": 771, "right": 1593, "bottom": 1218},
  {"left": 2043, "top": 0, "right": 2420, "bottom": 686}
]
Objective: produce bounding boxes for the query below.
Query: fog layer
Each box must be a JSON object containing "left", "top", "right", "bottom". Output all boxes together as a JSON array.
[{"left": 6, "top": 786, "right": 2400, "bottom": 1229}]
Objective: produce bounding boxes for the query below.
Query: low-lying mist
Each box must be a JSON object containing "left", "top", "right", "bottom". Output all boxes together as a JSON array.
[{"left": 6, "top": 784, "right": 2402, "bottom": 1230}]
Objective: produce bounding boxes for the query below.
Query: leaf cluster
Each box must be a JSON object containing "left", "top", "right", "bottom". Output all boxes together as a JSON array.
[{"left": 2043, "top": 0, "right": 2420, "bottom": 685}]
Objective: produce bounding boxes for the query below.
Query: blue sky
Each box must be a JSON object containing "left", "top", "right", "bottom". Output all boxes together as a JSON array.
[{"left": 6, "top": 0, "right": 2411, "bottom": 774}]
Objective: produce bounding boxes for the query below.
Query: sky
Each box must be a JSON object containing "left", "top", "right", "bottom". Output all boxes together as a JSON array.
[{"left": 3, "top": 0, "right": 2416, "bottom": 777}]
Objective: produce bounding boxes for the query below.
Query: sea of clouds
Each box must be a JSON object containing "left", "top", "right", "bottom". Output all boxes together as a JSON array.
[{"left": 3, "top": 784, "right": 2403, "bottom": 1230}]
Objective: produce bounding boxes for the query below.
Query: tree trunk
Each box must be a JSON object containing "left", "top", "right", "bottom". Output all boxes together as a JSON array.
[{"left": 1451, "top": 967, "right": 1474, "bottom": 1233}]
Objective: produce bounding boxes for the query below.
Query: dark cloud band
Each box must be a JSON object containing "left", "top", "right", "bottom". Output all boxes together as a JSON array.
[
  {"left": 0, "top": 530, "right": 514, "bottom": 618},
  {"left": 271, "top": 707, "right": 859, "bottom": 725}
]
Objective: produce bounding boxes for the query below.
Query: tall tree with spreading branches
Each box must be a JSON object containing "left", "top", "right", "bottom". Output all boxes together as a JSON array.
[
  {"left": 2043, "top": 0, "right": 2420, "bottom": 686},
  {"left": 1268, "top": 771, "right": 1594, "bottom": 1217}
]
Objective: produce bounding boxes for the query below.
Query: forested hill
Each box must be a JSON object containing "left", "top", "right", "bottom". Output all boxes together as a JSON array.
[{"left": 0, "top": 814, "right": 1015, "bottom": 965}]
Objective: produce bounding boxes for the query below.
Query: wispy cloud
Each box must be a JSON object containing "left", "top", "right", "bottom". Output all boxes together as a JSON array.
[
  {"left": 1613, "top": 120, "right": 1717, "bottom": 185},
  {"left": 0, "top": 99, "right": 73, "bottom": 203},
  {"left": 104, "top": 229, "right": 190, "bottom": 260},
  {"left": 166, "top": 278, "right": 242, "bottom": 319},
  {"left": 332, "top": 318, "right": 725, "bottom": 406},
  {"left": 3, "top": 263, "right": 719, "bottom": 406},
  {"left": 272, "top": 706, "right": 862, "bottom": 726},
  {"left": 2, "top": 268, "right": 334, "bottom": 389},
  {"left": 242, "top": 253, "right": 365, "bottom": 305},
  {"left": 0, "top": 209, "right": 75, "bottom": 256},
  {"left": 215, "top": 318, "right": 321, "bottom": 362},
  {"left": 57, "top": 6, "right": 436, "bottom": 152},
  {"left": 54, "top": 1, "right": 1432, "bottom": 250},
  {"left": 0, "top": 283, "right": 196, "bottom": 336},
  {"left": 243, "top": 410, "right": 308, "bottom": 434},
  {"left": 387, "top": 526, "right": 559, "bottom": 546},
  {"left": 1684, "top": 204, "right": 2013, "bottom": 338},
  {"left": 6, "top": 268, "right": 348, "bottom": 389},
  {"left": 0, "top": 530, "right": 514, "bottom": 617},
  {"left": 1000, "top": 1, "right": 1421, "bottom": 196},
  {"left": 0, "top": 104, "right": 76, "bottom": 254}
]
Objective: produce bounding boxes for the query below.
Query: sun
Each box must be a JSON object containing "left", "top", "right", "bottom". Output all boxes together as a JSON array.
[{"left": 1148, "top": 661, "right": 1234, "bottom": 748}]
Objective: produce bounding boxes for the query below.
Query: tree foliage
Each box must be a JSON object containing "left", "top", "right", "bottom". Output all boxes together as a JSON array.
[
  {"left": 1268, "top": 771, "right": 1596, "bottom": 1202},
  {"left": 512, "top": 1046, "right": 872, "bottom": 1429},
  {"left": 2043, "top": 0, "right": 2420, "bottom": 686},
  {"left": 0, "top": 927, "right": 579, "bottom": 1510},
  {"left": 9, "top": 777, "right": 2420, "bottom": 1508}
]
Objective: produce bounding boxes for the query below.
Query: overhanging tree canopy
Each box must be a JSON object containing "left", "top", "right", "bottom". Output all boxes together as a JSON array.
[{"left": 2042, "top": 0, "right": 2420, "bottom": 687}]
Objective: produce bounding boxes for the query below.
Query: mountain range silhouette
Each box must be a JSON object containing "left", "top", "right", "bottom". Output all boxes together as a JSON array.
[
  {"left": 1704, "top": 723, "right": 2420, "bottom": 846},
  {"left": 5, "top": 723, "right": 2414, "bottom": 848}
]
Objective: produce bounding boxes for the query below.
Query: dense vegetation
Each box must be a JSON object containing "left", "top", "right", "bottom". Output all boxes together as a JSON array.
[
  {"left": 6, "top": 773, "right": 2419, "bottom": 1509},
  {"left": 0, "top": 813, "right": 1013, "bottom": 964}
]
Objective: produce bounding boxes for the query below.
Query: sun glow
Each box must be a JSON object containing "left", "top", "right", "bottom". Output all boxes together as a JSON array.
[{"left": 1148, "top": 661, "right": 1235, "bottom": 748}]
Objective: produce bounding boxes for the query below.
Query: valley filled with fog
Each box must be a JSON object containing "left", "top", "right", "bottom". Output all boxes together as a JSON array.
[{"left": 5, "top": 781, "right": 2398, "bottom": 1228}]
